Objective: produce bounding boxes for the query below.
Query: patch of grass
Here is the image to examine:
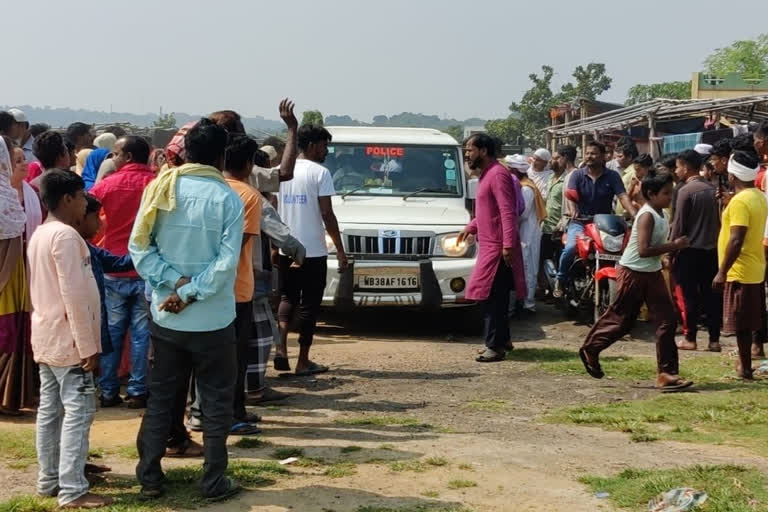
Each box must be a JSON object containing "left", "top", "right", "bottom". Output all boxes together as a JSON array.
[
  {"left": 324, "top": 462, "right": 357, "bottom": 478},
  {"left": 270, "top": 447, "right": 304, "bottom": 460},
  {"left": 0, "top": 428, "right": 36, "bottom": 469},
  {"left": 447, "top": 479, "right": 478, "bottom": 490},
  {"left": 334, "top": 415, "right": 434, "bottom": 431},
  {"left": 7, "top": 460, "right": 33, "bottom": 470},
  {"left": 115, "top": 444, "right": 139, "bottom": 459},
  {"left": 464, "top": 399, "right": 509, "bottom": 412},
  {"left": 389, "top": 460, "right": 428, "bottom": 473},
  {"left": 548, "top": 389, "right": 768, "bottom": 456},
  {"left": 0, "top": 460, "right": 288, "bottom": 512},
  {"left": 580, "top": 464, "right": 768, "bottom": 512},
  {"left": 421, "top": 490, "right": 440, "bottom": 498},
  {"left": 0, "top": 495, "right": 58, "bottom": 512},
  {"left": 294, "top": 457, "right": 326, "bottom": 468},
  {"left": 507, "top": 347, "right": 742, "bottom": 384},
  {"left": 378, "top": 444, "right": 395, "bottom": 451},
  {"left": 233, "top": 437, "right": 271, "bottom": 449},
  {"left": 457, "top": 463, "right": 474, "bottom": 471},
  {"left": 629, "top": 431, "right": 659, "bottom": 443},
  {"left": 364, "top": 457, "right": 390, "bottom": 464},
  {"left": 341, "top": 445, "right": 363, "bottom": 454},
  {"left": 425, "top": 456, "right": 449, "bottom": 467},
  {"left": 88, "top": 447, "right": 105, "bottom": 458}
]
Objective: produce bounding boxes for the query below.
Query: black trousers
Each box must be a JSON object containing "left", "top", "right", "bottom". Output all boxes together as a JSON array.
[
  {"left": 278, "top": 256, "right": 327, "bottom": 347},
  {"left": 136, "top": 322, "right": 236, "bottom": 497},
  {"left": 482, "top": 259, "right": 514, "bottom": 352},
  {"left": 672, "top": 248, "right": 722, "bottom": 343},
  {"left": 233, "top": 302, "right": 253, "bottom": 421}
]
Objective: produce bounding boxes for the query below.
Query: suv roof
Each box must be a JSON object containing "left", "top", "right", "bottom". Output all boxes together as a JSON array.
[{"left": 326, "top": 126, "right": 459, "bottom": 146}]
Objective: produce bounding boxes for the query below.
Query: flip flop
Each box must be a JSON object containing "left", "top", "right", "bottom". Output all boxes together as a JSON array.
[
  {"left": 295, "top": 362, "right": 329, "bottom": 376},
  {"left": 579, "top": 348, "right": 604, "bottom": 379},
  {"left": 273, "top": 356, "right": 291, "bottom": 372},
  {"left": 230, "top": 422, "right": 262, "bottom": 436},
  {"left": 84, "top": 463, "right": 112, "bottom": 474},
  {"left": 166, "top": 438, "right": 204, "bottom": 458},
  {"left": 475, "top": 349, "right": 505, "bottom": 363},
  {"left": 657, "top": 379, "right": 694, "bottom": 393},
  {"left": 205, "top": 477, "right": 242, "bottom": 502},
  {"left": 243, "top": 412, "right": 262, "bottom": 423}
]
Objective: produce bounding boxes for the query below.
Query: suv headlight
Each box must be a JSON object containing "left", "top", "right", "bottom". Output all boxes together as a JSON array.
[
  {"left": 600, "top": 232, "right": 624, "bottom": 253},
  {"left": 325, "top": 233, "right": 337, "bottom": 254},
  {"left": 435, "top": 232, "right": 473, "bottom": 257}
]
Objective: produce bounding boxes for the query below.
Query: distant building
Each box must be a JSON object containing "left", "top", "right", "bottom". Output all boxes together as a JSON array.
[
  {"left": 692, "top": 72, "right": 768, "bottom": 100},
  {"left": 463, "top": 126, "right": 486, "bottom": 140}
]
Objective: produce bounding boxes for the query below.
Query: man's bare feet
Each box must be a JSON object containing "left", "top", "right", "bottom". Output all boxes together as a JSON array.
[
  {"left": 61, "top": 493, "right": 113, "bottom": 509},
  {"left": 735, "top": 362, "right": 754, "bottom": 380},
  {"left": 655, "top": 372, "right": 693, "bottom": 392},
  {"left": 676, "top": 340, "right": 697, "bottom": 351},
  {"left": 751, "top": 343, "right": 766, "bottom": 358}
]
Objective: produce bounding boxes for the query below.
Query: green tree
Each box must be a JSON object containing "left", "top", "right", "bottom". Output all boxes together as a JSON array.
[
  {"left": 441, "top": 125, "right": 465, "bottom": 142},
  {"left": 509, "top": 65, "right": 556, "bottom": 146},
  {"left": 559, "top": 63, "right": 613, "bottom": 101},
  {"left": 704, "top": 33, "right": 768, "bottom": 77},
  {"left": 625, "top": 81, "right": 691, "bottom": 105},
  {"left": 154, "top": 112, "right": 177, "bottom": 129},
  {"left": 485, "top": 117, "right": 522, "bottom": 145},
  {"left": 301, "top": 110, "right": 324, "bottom": 126},
  {"left": 505, "top": 62, "right": 612, "bottom": 146}
]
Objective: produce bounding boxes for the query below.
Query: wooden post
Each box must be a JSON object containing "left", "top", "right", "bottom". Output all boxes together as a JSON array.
[{"left": 648, "top": 113, "right": 659, "bottom": 161}]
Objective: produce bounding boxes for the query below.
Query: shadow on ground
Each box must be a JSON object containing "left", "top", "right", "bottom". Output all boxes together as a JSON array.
[{"left": 205, "top": 485, "right": 467, "bottom": 512}]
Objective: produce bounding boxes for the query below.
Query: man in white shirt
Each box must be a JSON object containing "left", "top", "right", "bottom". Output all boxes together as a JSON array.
[
  {"left": 8, "top": 109, "right": 38, "bottom": 163},
  {"left": 528, "top": 148, "right": 553, "bottom": 199},
  {"left": 276, "top": 124, "right": 348, "bottom": 376}
]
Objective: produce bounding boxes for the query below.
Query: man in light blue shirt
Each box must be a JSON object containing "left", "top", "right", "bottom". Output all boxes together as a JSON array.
[{"left": 130, "top": 119, "right": 244, "bottom": 501}]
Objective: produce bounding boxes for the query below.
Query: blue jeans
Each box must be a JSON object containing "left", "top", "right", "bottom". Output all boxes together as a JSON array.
[
  {"left": 36, "top": 364, "right": 97, "bottom": 506},
  {"left": 100, "top": 277, "right": 150, "bottom": 399},
  {"left": 556, "top": 222, "right": 585, "bottom": 284}
]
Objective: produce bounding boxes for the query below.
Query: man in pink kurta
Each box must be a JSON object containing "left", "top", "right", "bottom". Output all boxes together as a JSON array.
[{"left": 460, "top": 134, "right": 525, "bottom": 362}]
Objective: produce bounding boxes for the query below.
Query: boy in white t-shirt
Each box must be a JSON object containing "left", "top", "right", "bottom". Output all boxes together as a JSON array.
[{"left": 276, "top": 124, "right": 348, "bottom": 375}]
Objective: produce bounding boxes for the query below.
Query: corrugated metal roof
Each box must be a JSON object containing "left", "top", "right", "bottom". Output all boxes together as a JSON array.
[{"left": 546, "top": 95, "right": 768, "bottom": 136}]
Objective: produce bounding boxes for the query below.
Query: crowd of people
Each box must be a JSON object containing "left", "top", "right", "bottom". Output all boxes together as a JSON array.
[
  {"left": 461, "top": 126, "right": 768, "bottom": 391},
  {"left": 0, "top": 101, "right": 349, "bottom": 507},
  {"left": 1, "top": 100, "right": 768, "bottom": 507}
]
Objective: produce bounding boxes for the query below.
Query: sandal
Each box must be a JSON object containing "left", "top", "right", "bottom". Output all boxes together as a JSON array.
[
  {"left": 295, "top": 362, "right": 329, "bottom": 376},
  {"left": 579, "top": 347, "right": 604, "bottom": 379},
  {"left": 273, "top": 356, "right": 291, "bottom": 372},
  {"left": 166, "top": 438, "right": 204, "bottom": 458},
  {"left": 242, "top": 412, "right": 262, "bottom": 423},
  {"left": 61, "top": 493, "right": 113, "bottom": 508},
  {"left": 475, "top": 349, "right": 505, "bottom": 363},
  {"left": 230, "top": 422, "right": 262, "bottom": 436},
  {"left": 657, "top": 379, "right": 694, "bottom": 393},
  {"left": 204, "top": 477, "right": 242, "bottom": 502},
  {"left": 84, "top": 463, "right": 112, "bottom": 474}
]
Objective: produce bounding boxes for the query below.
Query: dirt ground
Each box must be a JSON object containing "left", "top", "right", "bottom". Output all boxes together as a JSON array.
[{"left": 2, "top": 304, "right": 767, "bottom": 511}]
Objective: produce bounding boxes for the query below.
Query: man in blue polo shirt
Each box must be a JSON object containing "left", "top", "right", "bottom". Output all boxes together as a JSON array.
[{"left": 553, "top": 141, "right": 636, "bottom": 298}]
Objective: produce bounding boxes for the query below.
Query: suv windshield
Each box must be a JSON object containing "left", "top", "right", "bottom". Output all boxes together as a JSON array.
[{"left": 327, "top": 144, "right": 463, "bottom": 197}]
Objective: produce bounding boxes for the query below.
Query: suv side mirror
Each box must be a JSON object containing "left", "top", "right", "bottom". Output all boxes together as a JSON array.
[{"left": 467, "top": 178, "right": 479, "bottom": 200}]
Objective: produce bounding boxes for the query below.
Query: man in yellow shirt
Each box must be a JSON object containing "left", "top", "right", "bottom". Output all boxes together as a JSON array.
[{"left": 713, "top": 151, "right": 768, "bottom": 380}]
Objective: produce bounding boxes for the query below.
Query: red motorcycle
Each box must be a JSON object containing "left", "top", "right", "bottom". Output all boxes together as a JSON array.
[{"left": 546, "top": 214, "right": 630, "bottom": 323}]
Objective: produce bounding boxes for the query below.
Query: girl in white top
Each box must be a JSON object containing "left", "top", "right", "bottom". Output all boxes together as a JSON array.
[{"left": 580, "top": 171, "right": 694, "bottom": 393}]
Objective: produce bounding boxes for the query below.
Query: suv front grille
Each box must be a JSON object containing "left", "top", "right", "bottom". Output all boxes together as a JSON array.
[{"left": 346, "top": 232, "right": 433, "bottom": 256}]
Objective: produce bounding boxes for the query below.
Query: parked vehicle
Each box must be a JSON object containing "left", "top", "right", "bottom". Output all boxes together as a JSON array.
[
  {"left": 321, "top": 127, "right": 477, "bottom": 318},
  {"left": 544, "top": 214, "right": 629, "bottom": 323}
]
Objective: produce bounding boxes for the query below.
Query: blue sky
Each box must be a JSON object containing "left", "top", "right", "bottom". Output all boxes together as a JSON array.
[{"left": 3, "top": 0, "right": 767, "bottom": 121}]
